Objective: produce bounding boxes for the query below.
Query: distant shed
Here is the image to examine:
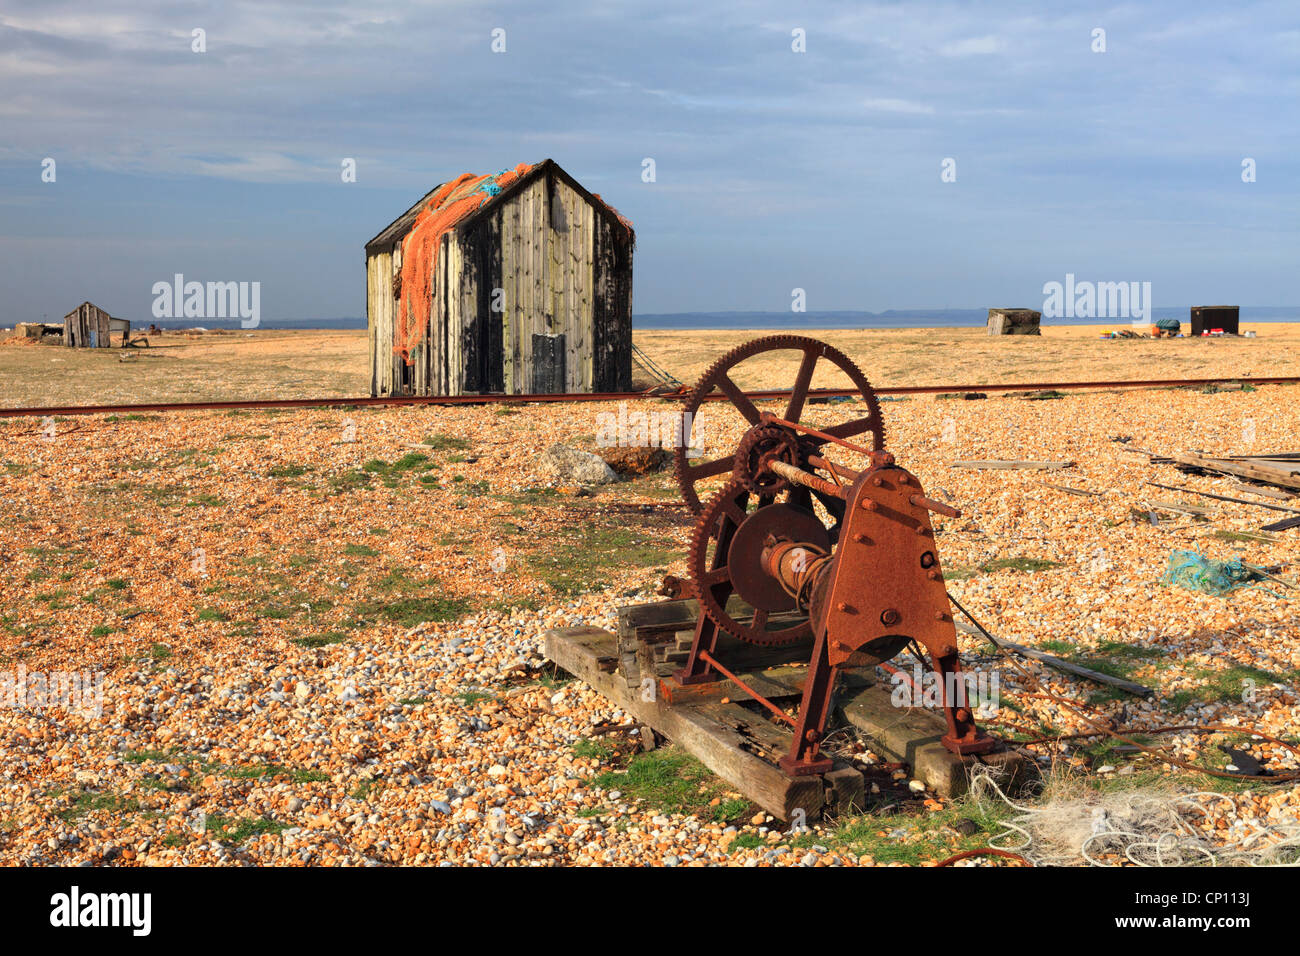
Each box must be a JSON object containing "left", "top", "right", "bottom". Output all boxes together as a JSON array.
[
  {"left": 1190, "top": 306, "right": 1240, "bottom": 336},
  {"left": 365, "top": 159, "right": 635, "bottom": 397},
  {"left": 64, "top": 302, "right": 129, "bottom": 348}
]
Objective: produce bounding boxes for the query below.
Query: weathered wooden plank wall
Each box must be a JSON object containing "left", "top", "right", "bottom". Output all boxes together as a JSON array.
[
  {"left": 591, "top": 217, "right": 633, "bottom": 391},
  {"left": 63, "top": 303, "right": 113, "bottom": 349}
]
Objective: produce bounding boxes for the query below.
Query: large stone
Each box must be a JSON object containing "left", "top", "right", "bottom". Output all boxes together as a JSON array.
[
  {"left": 599, "top": 445, "right": 671, "bottom": 477},
  {"left": 539, "top": 444, "right": 619, "bottom": 485}
]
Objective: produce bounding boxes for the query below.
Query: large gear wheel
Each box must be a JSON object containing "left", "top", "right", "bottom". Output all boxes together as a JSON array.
[
  {"left": 673, "top": 335, "right": 887, "bottom": 514},
  {"left": 689, "top": 480, "right": 821, "bottom": 646}
]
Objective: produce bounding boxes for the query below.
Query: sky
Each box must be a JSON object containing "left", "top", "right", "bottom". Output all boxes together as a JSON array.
[{"left": 0, "top": 1, "right": 1296, "bottom": 322}]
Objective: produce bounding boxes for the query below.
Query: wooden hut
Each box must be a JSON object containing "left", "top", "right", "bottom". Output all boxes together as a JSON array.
[
  {"left": 64, "top": 302, "right": 114, "bottom": 348},
  {"left": 365, "top": 160, "right": 634, "bottom": 397}
]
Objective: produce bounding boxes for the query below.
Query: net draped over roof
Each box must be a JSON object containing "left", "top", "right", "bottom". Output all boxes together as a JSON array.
[
  {"left": 392, "top": 161, "right": 635, "bottom": 364},
  {"left": 395, "top": 163, "right": 533, "bottom": 362}
]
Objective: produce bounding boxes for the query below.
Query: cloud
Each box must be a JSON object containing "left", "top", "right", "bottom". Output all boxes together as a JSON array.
[
  {"left": 862, "top": 97, "right": 935, "bottom": 114},
  {"left": 938, "top": 34, "right": 1006, "bottom": 56}
]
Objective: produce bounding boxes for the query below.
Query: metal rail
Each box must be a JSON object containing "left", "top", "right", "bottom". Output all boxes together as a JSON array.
[{"left": 1, "top": 374, "right": 1296, "bottom": 420}]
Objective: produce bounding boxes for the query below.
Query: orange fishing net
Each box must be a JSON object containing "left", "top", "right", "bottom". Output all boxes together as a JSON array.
[
  {"left": 393, "top": 162, "right": 635, "bottom": 363},
  {"left": 395, "top": 162, "right": 534, "bottom": 362}
]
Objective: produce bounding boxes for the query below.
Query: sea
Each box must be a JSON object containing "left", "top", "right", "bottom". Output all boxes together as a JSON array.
[{"left": 140, "top": 307, "right": 1300, "bottom": 332}]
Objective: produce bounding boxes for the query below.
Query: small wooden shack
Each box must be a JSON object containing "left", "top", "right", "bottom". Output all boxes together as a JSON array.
[
  {"left": 1190, "top": 306, "right": 1240, "bottom": 336},
  {"left": 64, "top": 302, "right": 129, "bottom": 348},
  {"left": 365, "top": 159, "right": 634, "bottom": 397}
]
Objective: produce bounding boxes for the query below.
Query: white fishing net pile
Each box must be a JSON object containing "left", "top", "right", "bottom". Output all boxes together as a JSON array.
[{"left": 967, "top": 766, "right": 1300, "bottom": 866}]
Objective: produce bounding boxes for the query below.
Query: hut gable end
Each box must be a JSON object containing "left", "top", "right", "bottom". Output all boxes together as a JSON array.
[{"left": 365, "top": 159, "right": 633, "bottom": 398}]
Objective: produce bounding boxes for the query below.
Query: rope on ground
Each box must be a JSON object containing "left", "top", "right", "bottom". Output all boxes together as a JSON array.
[{"left": 631, "top": 342, "right": 684, "bottom": 389}]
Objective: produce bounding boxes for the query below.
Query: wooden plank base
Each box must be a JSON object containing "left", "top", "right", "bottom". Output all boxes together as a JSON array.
[
  {"left": 837, "top": 690, "right": 1030, "bottom": 798},
  {"left": 545, "top": 626, "right": 824, "bottom": 821},
  {"left": 545, "top": 625, "right": 1030, "bottom": 815}
]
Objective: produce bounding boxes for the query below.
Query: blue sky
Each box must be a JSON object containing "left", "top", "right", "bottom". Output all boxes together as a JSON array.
[{"left": 0, "top": 1, "right": 1296, "bottom": 322}]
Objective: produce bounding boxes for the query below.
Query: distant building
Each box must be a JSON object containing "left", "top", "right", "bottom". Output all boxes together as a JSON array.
[
  {"left": 64, "top": 302, "right": 129, "bottom": 348},
  {"left": 365, "top": 159, "right": 634, "bottom": 397}
]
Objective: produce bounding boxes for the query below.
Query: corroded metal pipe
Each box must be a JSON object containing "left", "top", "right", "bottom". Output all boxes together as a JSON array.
[
  {"left": 766, "top": 459, "right": 845, "bottom": 499},
  {"left": 909, "top": 493, "right": 961, "bottom": 519}
]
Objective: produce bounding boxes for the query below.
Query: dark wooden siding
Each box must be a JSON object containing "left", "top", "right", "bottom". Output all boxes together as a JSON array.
[{"left": 591, "top": 218, "right": 633, "bottom": 391}]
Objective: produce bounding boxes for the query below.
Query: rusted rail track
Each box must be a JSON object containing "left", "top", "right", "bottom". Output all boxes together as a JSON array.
[{"left": 1, "top": 374, "right": 1296, "bottom": 420}]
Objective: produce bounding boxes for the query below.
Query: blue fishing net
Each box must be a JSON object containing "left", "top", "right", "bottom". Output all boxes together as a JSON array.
[{"left": 1161, "top": 550, "right": 1261, "bottom": 596}]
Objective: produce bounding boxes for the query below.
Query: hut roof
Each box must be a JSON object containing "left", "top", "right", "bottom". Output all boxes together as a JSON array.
[
  {"left": 64, "top": 301, "right": 111, "bottom": 320},
  {"left": 364, "top": 159, "right": 633, "bottom": 255}
]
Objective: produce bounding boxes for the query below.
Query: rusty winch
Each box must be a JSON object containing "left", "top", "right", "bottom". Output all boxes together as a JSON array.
[{"left": 670, "top": 335, "right": 1000, "bottom": 776}]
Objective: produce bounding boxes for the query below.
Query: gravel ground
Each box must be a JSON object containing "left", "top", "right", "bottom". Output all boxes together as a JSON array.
[{"left": 0, "top": 383, "right": 1297, "bottom": 866}]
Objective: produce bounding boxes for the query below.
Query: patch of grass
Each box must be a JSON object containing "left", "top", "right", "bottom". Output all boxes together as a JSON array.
[
  {"left": 328, "top": 469, "right": 372, "bottom": 494},
  {"left": 268, "top": 463, "right": 311, "bottom": 478},
  {"left": 355, "top": 593, "right": 471, "bottom": 628},
  {"left": 1065, "top": 640, "right": 1166, "bottom": 680},
  {"left": 256, "top": 603, "right": 297, "bottom": 620},
  {"left": 453, "top": 478, "right": 490, "bottom": 496},
  {"left": 1212, "top": 530, "right": 1274, "bottom": 544},
  {"left": 58, "top": 791, "right": 138, "bottom": 823},
  {"left": 481, "top": 595, "right": 542, "bottom": 613},
  {"left": 148, "top": 643, "right": 172, "bottom": 660},
  {"left": 197, "top": 607, "right": 229, "bottom": 622},
  {"left": 351, "top": 780, "right": 385, "bottom": 800},
  {"left": 980, "top": 557, "right": 1061, "bottom": 574},
  {"left": 1181, "top": 664, "right": 1295, "bottom": 704},
  {"left": 592, "top": 747, "right": 733, "bottom": 819},
  {"left": 572, "top": 738, "right": 618, "bottom": 761},
  {"left": 362, "top": 452, "right": 436, "bottom": 478},
  {"left": 89, "top": 624, "right": 116, "bottom": 638},
  {"left": 205, "top": 814, "right": 289, "bottom": 844},
  {"left": 797, "top": 797, "right": 1011, "bottom": 865},
  {"left": 227, "top": 764, "right": 329, "bottom": 784},
  {"left": 493, "top": 487, "right": 561, "bottom": 507},
  {"left": 456, "top": 690, "right": 494, "bottom": 706},
  {"left": 35, "top": 588, "right": 74, "bottom": 609},
  {"left": 941, "top": 565, "right": 976, "bottom": 581},
  {"left": 528, "top": 522, "right": 678, "bottom": 596},
  {"left": 186, "top": 493, "right": 226, "bottom": 508},
  {"left": 421, "top": 434, "right": 471, "bottom": 451},
  {"left": 343, "top": 544, "right": 380, "bottom": 557},
  {"left": 292, "top": 631, "right": 349, "bottom": 648},
  {"left": 728, "top": 832, "right": 766, "bottom": 851},
  {"left": 106, "top": 578, "right": 130, "bottom": 590},
  {"left": 1039, "top": 639, "right": 1076, "bottom": 655}
]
